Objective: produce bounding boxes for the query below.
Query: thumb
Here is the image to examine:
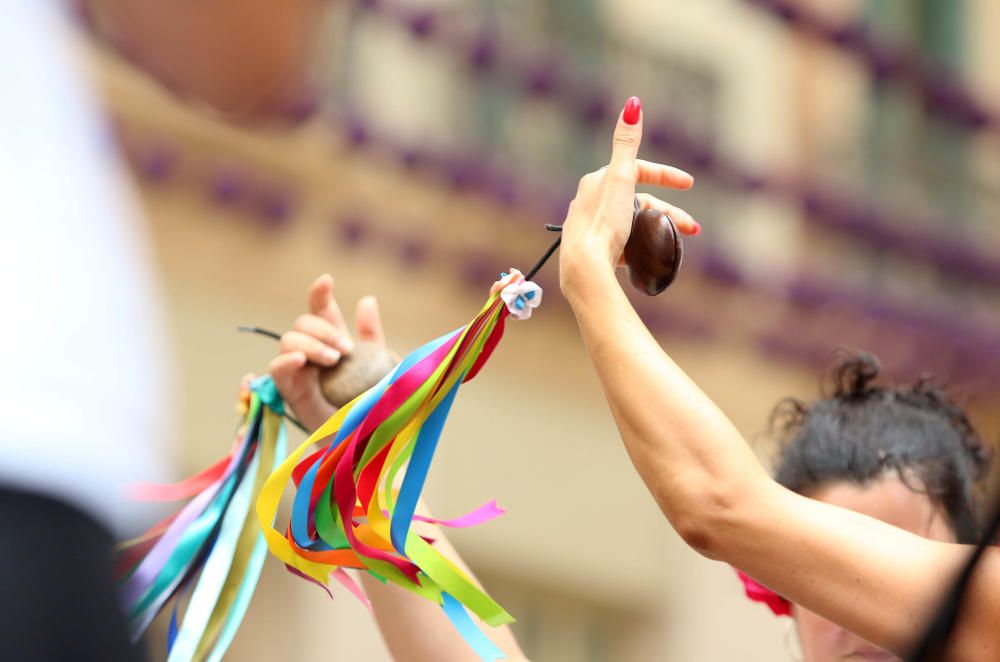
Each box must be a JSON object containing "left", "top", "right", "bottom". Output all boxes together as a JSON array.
[
  {"left": 309, "top": 273, "right": 347, "bottom": 330},
  {"left": 355, "top": 295, "right": 386, "bottom": 346}
]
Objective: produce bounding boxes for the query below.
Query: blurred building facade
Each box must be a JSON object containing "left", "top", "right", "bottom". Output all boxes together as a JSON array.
[{"left": 83, "top": 0, "right": 1000, "bottom": 660}]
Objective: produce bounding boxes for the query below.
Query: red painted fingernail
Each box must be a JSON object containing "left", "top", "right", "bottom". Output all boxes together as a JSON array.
[
  {"left": 623, "top": 96, "right": 641, "bottom": 125},
  {"left": 691, "top": 222, "right": 702, "bottom": 236}
]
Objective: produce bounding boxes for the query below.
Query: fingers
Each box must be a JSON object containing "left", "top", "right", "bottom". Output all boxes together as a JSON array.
[
  {"left": 606, "top": 96, "right": 643, "bottom": 184},
  {"left": 308, "top": 273, "right": 347, "bottom": 330},
  {"left": 279, "top": 330, "right": 342, "bottom": 366},
  {"left": 635, "top": 160, "right": 694, "bottom": 190},
  {"left": 269, "top": 351, "right": 308, "bottom": 391},
  {"left": 636, "top": 193, "right": 701, "bottom": 236},
  {"left": 294, "top": 313, "right": 354, "bottom": 353},
  {"left": 355, "top": 296, "right": 386, "bottom": 345},
  {"left": 269, "top": 351, "right": 336, "bottom": 430},
  {"left": 490, "top": 269, "right": 523, "bottom": 296}
]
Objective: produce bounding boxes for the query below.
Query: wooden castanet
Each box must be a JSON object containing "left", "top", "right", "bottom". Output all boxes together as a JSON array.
[
  {"left": 623, "top": 202, "right": 684, "bottom": 296},
  {"left": 319, "top": 341, "right": 399, "bottom": 408}
]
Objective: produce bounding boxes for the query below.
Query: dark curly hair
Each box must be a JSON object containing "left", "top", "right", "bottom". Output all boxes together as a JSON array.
[{"left": 771, "top": 352, "right": 992, "bottom": 544}]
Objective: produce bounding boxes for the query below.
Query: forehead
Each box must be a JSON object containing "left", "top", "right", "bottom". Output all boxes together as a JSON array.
[{"left": 808, "top": 476, "right": 956, "bottom": 543}]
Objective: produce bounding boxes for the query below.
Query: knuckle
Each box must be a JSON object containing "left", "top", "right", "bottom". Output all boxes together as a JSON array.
[
  {"left": 279, "top": 332, "right": 297, "bottom": 352},
  {"left": 577, "top": 171, "right": 599, "bottom": 191},
  {"left": 613, "top": 133, "right": 639, "bottom": 151},
  {"left": 608, "top": 162, "right": 634, "bottom": 183}
]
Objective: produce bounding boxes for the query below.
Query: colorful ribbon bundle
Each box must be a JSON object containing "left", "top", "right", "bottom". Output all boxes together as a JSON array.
[
  {"left": 257, "top": 281, "right": 520, "bottom": 661},
  {"left": 117, "top": 272, "right": 539, "bottom": 661},
  {"left": 116, "top": 377, "right": 288, "bottom": 661}
]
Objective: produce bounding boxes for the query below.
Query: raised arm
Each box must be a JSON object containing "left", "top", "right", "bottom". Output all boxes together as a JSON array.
[
  {"left": 270, "top": 275, "right": 526, "bottom": 661},
  {"left": 557, "top": 98, "right": 1000, "bottom": 661}
]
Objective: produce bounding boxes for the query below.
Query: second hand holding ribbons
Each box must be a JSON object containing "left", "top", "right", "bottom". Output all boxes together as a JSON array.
[{"left": 256, "top": 272, "right": 531, "bottom": 661}]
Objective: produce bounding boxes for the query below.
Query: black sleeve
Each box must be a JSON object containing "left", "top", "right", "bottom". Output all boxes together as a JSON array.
[{"left": 0, "top": 488, "right": 147, "bottom": 662}]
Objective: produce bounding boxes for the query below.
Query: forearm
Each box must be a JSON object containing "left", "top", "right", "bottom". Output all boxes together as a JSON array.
[
  {"left": 563, "top": 258, "right": 770, "bottom": 552},
  {"left": 738, "top": 487, "right": 975, "bottom": 656}
]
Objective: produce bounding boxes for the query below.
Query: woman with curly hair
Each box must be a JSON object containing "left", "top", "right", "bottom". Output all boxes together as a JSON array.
[{"left": 736, "top": 354, "right": 991, "bottom": 661}]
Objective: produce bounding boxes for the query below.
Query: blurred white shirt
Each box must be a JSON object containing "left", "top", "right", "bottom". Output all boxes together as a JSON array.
[{"left": 0, "top": 0, "right": 169, "bottom": 533}]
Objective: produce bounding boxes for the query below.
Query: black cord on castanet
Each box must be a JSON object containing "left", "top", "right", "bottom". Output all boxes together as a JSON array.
[
  {"left": 237, "top": 325, "right": 281, "bottom": 341},
  {"left": 525, "top": 225, "right": 563, "bottom": 281}
]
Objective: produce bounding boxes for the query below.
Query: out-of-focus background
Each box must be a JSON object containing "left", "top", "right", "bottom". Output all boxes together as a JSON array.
[{"left": 72, "top": 0, "right": 1000, "bottom": 659}]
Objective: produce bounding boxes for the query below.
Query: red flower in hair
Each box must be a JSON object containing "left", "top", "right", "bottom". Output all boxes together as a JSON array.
[{"left": 734, "top": 568, "right": 792, "bottom": 617}]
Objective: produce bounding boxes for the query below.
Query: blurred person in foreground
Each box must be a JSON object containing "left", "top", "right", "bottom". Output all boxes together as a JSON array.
[
  {"left": 0, "top": 2, "right": 169, "bottom": 659},
  {"left": 2, "top": 0, "right": 331, "bottom": 657}
]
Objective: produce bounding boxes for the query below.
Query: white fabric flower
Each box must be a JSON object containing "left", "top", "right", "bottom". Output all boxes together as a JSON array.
[{"left": 500, "top": 275, "right": 543, "bottom": 320}]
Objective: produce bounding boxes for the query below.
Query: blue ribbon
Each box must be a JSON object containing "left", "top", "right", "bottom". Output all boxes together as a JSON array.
[
  {"left": 390, "top": 374, "right": 463, "bottom": 554},
  {"left": 441, "top": 592, "right": 506, "bottom": 661}
]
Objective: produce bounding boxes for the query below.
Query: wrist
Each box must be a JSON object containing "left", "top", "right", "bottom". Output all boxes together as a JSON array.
[
  {"left": 296, "top": 399, "right": 336, "bottom": 433},
  {"left": 560, "top": 250, "right": 618, "bottom": 310},
  {"left": 302, "top": 415, "right": 331, "bottom": 434}
]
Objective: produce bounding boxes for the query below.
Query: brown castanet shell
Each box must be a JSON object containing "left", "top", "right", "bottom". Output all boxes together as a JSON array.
[
  {"left": 624, "top": 207, "right": 684, "bottom": 296},
  {"left": 319, "top": 341, "right": 399, "bottom": 408}
]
